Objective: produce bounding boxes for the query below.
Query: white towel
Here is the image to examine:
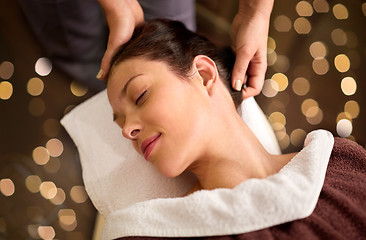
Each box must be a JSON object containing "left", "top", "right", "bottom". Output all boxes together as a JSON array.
[
  {"left": 60, "top": 90, "right": 281, "bottom": 217},
  {"left": 101, "top": 130, "right": 334, "bottom": 239}
]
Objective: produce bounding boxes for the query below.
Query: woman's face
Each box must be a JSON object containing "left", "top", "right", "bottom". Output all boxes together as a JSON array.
[{"left": 107, "top": 58, "right": 212, "bottom": 177}]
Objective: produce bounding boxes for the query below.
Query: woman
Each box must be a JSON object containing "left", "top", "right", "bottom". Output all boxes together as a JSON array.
[{"left": 105, "top": 20, "right": 366, "bottom": 239}]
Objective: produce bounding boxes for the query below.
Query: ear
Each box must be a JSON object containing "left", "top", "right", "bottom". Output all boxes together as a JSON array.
[{"left": 192, "top": 55, "right": 219, "bottom": 96}]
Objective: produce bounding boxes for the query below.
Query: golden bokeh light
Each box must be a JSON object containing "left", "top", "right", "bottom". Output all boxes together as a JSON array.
[
  {"left": 35, "top": 57, "right": 52, "bottom": 76},
  {"left": 313, "top": 0, "right": 329, "bottom": 13},
  {"left": 267, "top": 51, "right": 278, "bottom": 66},
  {"left": 296, "top": 1, "right": 313, "bottom": 16},
  {"left": 70, "top": 81, "right": 88, "bottom": 97},
  {"left": 43, "top": 118, "right": 61, "bottom": 137},
  {"left": 269, "top": 111, "right": 286, "bottom": 131},
  {"left": 309, "top": 41, "right": 327, "bottom": 59},
  {"left": 271, "top": 73, "right": 288, "bottom": 91},
  {"left": 312, "top": 58, "right": 329, "bottom": 75},
  {"left": 40, "top": 181, "right": 57, "bottom": 199},
  {"left": 306, "top": 108, "right": 323, "bottom": 125},
  {"left": 70, "top": 186, "right": 88, "bottom": 203},
  {"left": 301, "top": 98, "right": 318, "bottom": 116},
  {"left": 58, "top": 209, "right": 77, "bottom": 231},
  {"left": 25, "top": 175, "right": 42, "bottom": 193},
  {"left": 290, "top": 129, "right": 307, "bottom": 147},
  {"left": 337, "top": 112, "right": 352, "bottom": 123},
  {"left": 43, "top": 157, "right": 61, "bottom": 174},
  {"left": 50, "top": 188, "right": 66, "bottom": 205},
  {"left": 336, "top": 119, "right": 352, "bottom": 137},
  {"left": 267, "top": 36, "right": 276, "bottom": 54},
  {"left": 331, "top": 28, "right": 347, "bottom": 46},
  {"left": 334, "top": 54, "right": 350, "bottom": 73},
  {"left": 294, "top": 17, "right": 311, "bottom": 34},
  {"left": 27, "top": 225, "right": 39, "bottom": 239},
  {"left": 276, "top": 131, "right": 290, "bottom": 150},
  {"left": 32, "top": 146, "right": 50, "bottom": 165},
  {"left": 292, "top": 77, "right": 310, "bottom": 96},
  {"left": 262, "top": 79, "right": 279, "bottom": 97},
  {"left": 344, "top": 100, "right": 360, "bottom": 119},
  {"left": 362, "top": 3, "right": 366, "bottom": 16},
  {"left": 28, "top": 98, "right": 46, "bottom": 116},
  {"left": 341, "top": 77, "right": 357, "bottom": 96},
  {"left": 0, "top": 178, "right": 15, "bottom": 197},
  {"left": 0, "top": 61, "right": 14, "bottom": 80},
  {"left": 37, "top": 226, "right": 55, "bottom": 240},
  {"left": 332, "top": 3, "right": 348, "bottom": 20},
  {"left": 274, "top": 15, "right": 292, "bottom": 32},
  {"left": 46, "top": 138, "right": 64, "bottom": 157},
  {"left": 27, "top": 77, "right": 44, "bottom": 96},
  {"left": 273, "top": 55, "right": 290, "bottom": 73},
  {"left": 0, "top": 81, "right": 13, "bottom": 100}
]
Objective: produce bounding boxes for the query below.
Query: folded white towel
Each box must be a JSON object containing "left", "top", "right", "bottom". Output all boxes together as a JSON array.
[
  {"left": 102, "top": 130, "right": 334, "bottom": 239},
  {"left": 60, "top": 90, "right": 281, "bottom": 217}
]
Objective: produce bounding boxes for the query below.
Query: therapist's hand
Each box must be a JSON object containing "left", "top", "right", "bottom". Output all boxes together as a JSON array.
[
  {"left": 97, "top": 0, "right": 144, "bottom": 80},
  {"left": 230, "top": 0, "right": 274, "bottom": 99}
]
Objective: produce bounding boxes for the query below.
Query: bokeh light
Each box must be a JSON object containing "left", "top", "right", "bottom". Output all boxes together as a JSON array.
[
  {"left": 290, "top": 128, "right": 307, "bottom": 147},
  {"left": 28, "top": 98, "right": 46, "bottom": 116},
  {"left": 70, "top": 81, "right": 88, "bottom": 97},
  {"left": 269, "top": 111, "right": 286, "bottom": 131},
  {"left": 276, "top": 130, "right": 290, "bottom": 149},
  {"left": 296, "top": 1, "right": 313, "bottom": 16},
  {"left": 267, "top": 51, "right": 278, "bottom": 66},
  {"left": 70, "top": 186, "right": 88, "bottom": 203},
  {"left": 262, "top": 79, "right": 279, "bottom": 97},
  {"left": 309, "top": 41, "right": 327, "bottom": 59},
  {"left": 337, "top": 112, "right": 352, "bottom": 122},
  {"left": 292, "top": 77, "right": 310, "bottom": 96},
  {"left": 313, "top": 0, "right": 329, "bottom": 13},
  {"left": 336, "top": 119, "right": 352, "bottom": 137},
  {"left": 35, "top": 57, "right": 52, "bottom": 76},
  {"left": 274, "top": 15, "right": 292, "bottom": 32},
  {"left": 362, "top": 3, "right": 366, "bottom": 16},
  {"left": 25, "top": 175, "right": 42, "bottom": 193},
  {"left": 43, "top": 157, "right": 61, "bottom": 174},
  {"left": 0, "top": 61, "right": 14, "bottom": 80},
  {"left": 334, "top": 54, "right": 350, "bottom": 73},
  {"left": 46, "top": 138, "right": 64, "bottom": 157},
  {"left": 32, "top": 146, "right": 50, "bottom": 165},
  {"left": 271, "top": 73, "right": 288, "bottom": 91},
  {"left": 331, "top": 28, "right": 347, "bottom": 46},
  {"left": 0, "top": 81, "right": 13, "bottom": 100},
  {"left": 37, "top": 226, "right": 55, "bottom": 240},
  {"left": 312, "top": 58, "right": 329, "bottom": 75},
  {"left": 39, "top": 181, "right": 57, "bottom": 199},
  {"left": 50, "top": 188, "right": 66, "bottom": 205},
  {"left": 294, "top": 17, "right": 311, "bottom": 34},
  {"left": 0, "top": 178, "right": 15, "bottom": 197},
  {"left": 341, "top": 77, "right": 357, "bottom": 96},
  {"left": 332, "top": 3, "right": 348, "bottom": 20},
  {"left": 344, "top": 100, "right": 360, "bottom": 119},
  {"left": 267, "top": 36, "right": 276, "bottom": 54},
  {"left": 58, "top": 209, "right": 77, "bottom": 231},
  {"left": 273, "top": 55, "right": 290, "bottom": 73},
  {"left": 27, "top": 77, "right": 44, "bottom": 96}
]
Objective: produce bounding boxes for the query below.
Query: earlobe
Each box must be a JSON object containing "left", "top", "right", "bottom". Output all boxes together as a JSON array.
[{"left": 193, "top": 55, "right": 218, "bottom": 95}]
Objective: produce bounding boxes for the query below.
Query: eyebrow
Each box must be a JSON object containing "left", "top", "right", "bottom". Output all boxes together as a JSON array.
[{"left": 113, "top": 73, "right": 144, "bottom": 122}]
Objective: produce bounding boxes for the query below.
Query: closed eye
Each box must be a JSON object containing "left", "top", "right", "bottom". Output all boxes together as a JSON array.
[{"left": 135, "top": 90, "right": 147, "bottom": 105}]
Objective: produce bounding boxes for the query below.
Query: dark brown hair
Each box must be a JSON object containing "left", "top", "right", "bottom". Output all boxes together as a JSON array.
[{"left": 109, "top": 19, "right": 242, "bottom": 108}]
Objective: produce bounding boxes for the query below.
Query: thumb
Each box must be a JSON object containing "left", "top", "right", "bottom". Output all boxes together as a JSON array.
[{"left": 231, "top": 49, "right": 251, "bottom": 91}]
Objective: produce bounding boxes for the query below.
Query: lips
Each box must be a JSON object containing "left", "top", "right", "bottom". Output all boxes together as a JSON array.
[{"left": 140, "top": 133, "right": 161, "bottom": 160}]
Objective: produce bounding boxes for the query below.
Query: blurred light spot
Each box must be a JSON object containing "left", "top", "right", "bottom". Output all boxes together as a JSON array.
[
  {"left": 26, "top": 207, "right": 43, "bottom": 222},
  {"left": 40, "top": 181, "right": 57, "bottom": 199},
  {"left": 313, "top": 0, "right": 329, "bottom": 13},
  {"left": 276, "top": 131, "right": 290, "bottom": 150},
  {"left": 28, "top": 98, "right": 46, "bottom": 116},
  {"left": 333, "top": 3, "right": 348, "bottom": 19},
  {"left": 337, "top": 112, "right": 352, "bottom": 123},
  {"left": 35, "top": 58, "right": 52, "bottom": 76},
  {"left": 346, "top": 31, "right": 358, "bottom": 48},
  {"left": 32, "top": 146, "right": 50, "bottom": 165},
  {"left": 267, "top": 37, "right": 276, "bottom": 54},
  {"left": 25, "top": 175, "right": 42, "bottom": 193},
  {"left": 292, "top": 77, "right": 310, "bottom": 96},
  {"left": 0, "top": 61, "right": 14, "bottom": 80},
  {"left": 28, "top": 225, "right": 39, "bottom": 239},
  {"left": 306, "top": 108, "right": 323, "bottom": 125},
  {"left": 0, "top": 178, "right": 15, "bottom": 196},
  {"left": 43, "top": 119, "right": 61, "bottom": 137},
  {"left": 58, "top": 209, "right": 77, "bottom": 231},
  {"left": 271, "top": 73, "right": 288, "bottom": 91},
  {"left": 27, "top": 78, "right": 44, "bottom": 96},
  {"left": 362, "top": 3, "right": 366, "bottom": 16},
  {"left": 0, "top": 81, "right": 13, "bottom": 100},
  {"left": 37, "top": 226, "right": 55, "bottom": 240},
  {"left": 296, "top": 1, "right": 313, "bottom": 16},
  {"left": 50, "top": 188, "right": 66, "bottom": 205},
  {"left": 273, "top": 55, "right": 290, "bottom": 73},
  {"left": 70, "top": 186, "right": 88, "bottom": 203},
  {"left": 294, "top": 17, "right": 311, "bottom": 34},
  {"left": 290, "top": 129, "right": 307, "bottom": 147},
  {"left": 331, "top": 28, "right": 347, "bottom": 46},
  {"left": 70, "top": 81, "right": 88, "bottom": 97},
  {"left": 269, "top": 111, "right": 286, "bottom": 131},
  {"left": 344, "top": 100, "right": 360, "bottom": 119},
  {"left": 312, "top": 58, "right": 329, "bottom": 75},
  {"left": 0, "top": 218, "right": 6, "bottom": 233},
  {"left": 46, "top": 138, "right": 64, "bottom": 157},
  {"left": 336, "top": 119, "right": 352, "bottom": 137},
  {"left": 341, "top": 77, "right": 357, "bottom": 96},
  {"left": 267, "top": 100, "right": 286, "bottom": 114},
  {"left": 301, "top": 99, "right": 318, "bottom": 116},
  {"left": 262, "top": 79, "right": 279, "bottom": 97},
  {"left": 267, "top": 51, "right": 277, "bottom": 66},
  {"left": 43, "top": 157, "right": 61, "bottom": 174},
  {"left": 334, "top": 54, "right": 350, "bottom": 72},
  {"left": 274, "top": 15, "right": 292, "bottom": 32},
  {"left": 309, "top": 41, "right": 327, "bottom": 59}
]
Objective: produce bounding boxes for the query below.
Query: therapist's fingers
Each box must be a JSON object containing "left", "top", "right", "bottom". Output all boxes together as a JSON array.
[
  {"left": 231, "top": 46, "right": 251, "bottom": 92},
  {"left": 241, "top": 57, "right": 266, "bottom": 99}
]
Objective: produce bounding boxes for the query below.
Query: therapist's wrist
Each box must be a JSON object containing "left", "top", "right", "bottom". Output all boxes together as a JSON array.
[{"left": 237, "top": 0, "right": 274, "bottom": 18}]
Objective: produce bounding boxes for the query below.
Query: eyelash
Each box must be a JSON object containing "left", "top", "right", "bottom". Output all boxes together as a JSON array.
[{"left": 135, "top": 90, "right": 147, "bottom": 105}]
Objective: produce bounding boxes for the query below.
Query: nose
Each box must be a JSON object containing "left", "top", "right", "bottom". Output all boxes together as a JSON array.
[{"left": 122, "top": 119, "right": 142, "bottom": 140}]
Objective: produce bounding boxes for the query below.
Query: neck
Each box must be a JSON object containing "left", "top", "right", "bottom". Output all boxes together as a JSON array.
[{"left": 187, "top": 105, "right": 293, "bottom": 191}]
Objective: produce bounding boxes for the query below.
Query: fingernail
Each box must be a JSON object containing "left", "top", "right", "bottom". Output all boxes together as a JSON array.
[
  {"left": 96, "top": 69, "right": 103, "bottom": 79},
  {"left": 234, "top": 80, "right": 242, "bottom": 91}
]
